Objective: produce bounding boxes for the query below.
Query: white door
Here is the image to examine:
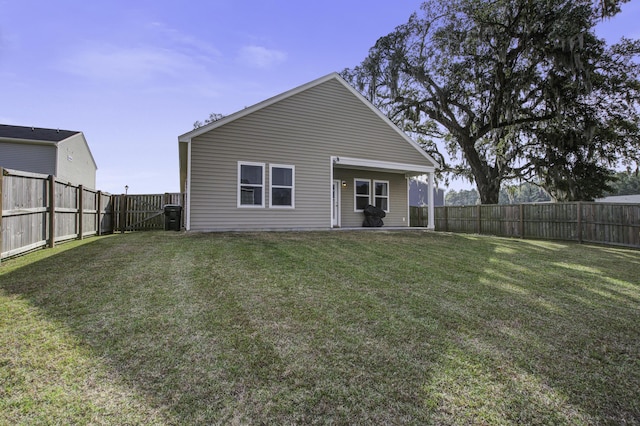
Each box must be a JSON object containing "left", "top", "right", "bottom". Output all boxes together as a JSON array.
[{"left": 332, "top": 180, "right": 341, "bottom": 227}]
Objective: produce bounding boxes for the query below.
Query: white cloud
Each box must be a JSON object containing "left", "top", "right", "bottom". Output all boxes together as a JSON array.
[
  {"left": 237, "top": 45, "right": 287, "bottom": 69},
  {"left": 55, "top": 21, "right": 224, "bottom": 86},
  {"left": 146, "top": 22, "right": 222, "bottom": 58},
  {"left": 59, "top": 44, "right": 195, "bottom": 82}
]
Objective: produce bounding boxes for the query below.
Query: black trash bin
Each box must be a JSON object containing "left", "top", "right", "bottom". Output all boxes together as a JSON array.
[{"left": 164, "top": 204, "right": 182, "bottom": 231}]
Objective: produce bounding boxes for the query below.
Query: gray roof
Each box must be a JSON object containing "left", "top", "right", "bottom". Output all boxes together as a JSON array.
[
  {"left": 0, "top": 124, "right": 80, "bottom": 143},
  {"left": 596, "top": 194, "right": 640, "bottom": 203}
]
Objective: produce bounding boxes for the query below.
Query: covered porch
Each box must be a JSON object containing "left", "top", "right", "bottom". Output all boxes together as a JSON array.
[{"left": 330, "top": 156, "right": 436, "bottom": 230}]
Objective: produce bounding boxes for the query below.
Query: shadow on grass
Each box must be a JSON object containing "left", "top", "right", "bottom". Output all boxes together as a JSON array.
[{"left": 1, "top": 231, "right": 639, "bottom": 424}]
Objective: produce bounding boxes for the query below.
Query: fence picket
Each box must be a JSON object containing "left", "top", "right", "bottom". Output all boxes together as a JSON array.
[
  {"left": 2, "top": 168, "right": 186, "bottom": 260},
  {"left": 410, "top": 203, "right": 640, "bottom": 249}
]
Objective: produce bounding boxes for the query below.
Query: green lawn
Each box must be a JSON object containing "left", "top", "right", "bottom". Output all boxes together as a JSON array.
[{"left": 1, "top": 231, "right": 639, "bottom": 425}]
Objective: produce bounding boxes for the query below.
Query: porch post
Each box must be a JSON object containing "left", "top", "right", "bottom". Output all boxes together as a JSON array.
[{"left": 427, "top": 172, "right": 435, "bottom": 230}]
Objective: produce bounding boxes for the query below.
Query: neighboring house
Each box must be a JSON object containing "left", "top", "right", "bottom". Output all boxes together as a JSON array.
[
  {"left": 178, "top": 73, "right": 438, "bottom": 231},
  {"left": 0, "top": 124, "right": 97, "bottom": 188},
  {"left": 409, "top": 179, "right": 445, "bottom": 207},
  {"left": 596, "top": 194, "right": 640, "bottom": 203}
]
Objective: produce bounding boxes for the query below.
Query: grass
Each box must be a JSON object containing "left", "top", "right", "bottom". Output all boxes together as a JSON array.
[{"left": 1, "top": 231, "right": 639, "bottom": 425}]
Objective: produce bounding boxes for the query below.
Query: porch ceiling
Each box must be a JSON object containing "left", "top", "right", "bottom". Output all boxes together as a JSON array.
[{"left": 332, "top": 156, "right": 435, "bottom": 176}]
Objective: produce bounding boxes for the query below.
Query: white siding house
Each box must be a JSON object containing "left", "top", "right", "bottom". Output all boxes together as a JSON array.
[
  {"left": 0, "top": 124, "right": 98, "bottom": 188},
  {"left": 178, "top": 73, "right": 438, "bottom": 231}
]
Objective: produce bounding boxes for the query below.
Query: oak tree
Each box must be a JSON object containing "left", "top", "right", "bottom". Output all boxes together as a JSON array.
[{"left": 343, "top": 0, "right": 640, "bottom": 203}]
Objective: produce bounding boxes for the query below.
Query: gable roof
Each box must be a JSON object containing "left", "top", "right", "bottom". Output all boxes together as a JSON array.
[
  {"left": 178, "top": 72, "right": 438, "bottom": 168},
  {"left": 0, "top": 124, "right": 80, "bottom": 143},
  {"left": 0, "top": 124, "right": 98, "bottom": 170},
  {"left": 596, "top": 194, "right": 640, "bottom": 203}
]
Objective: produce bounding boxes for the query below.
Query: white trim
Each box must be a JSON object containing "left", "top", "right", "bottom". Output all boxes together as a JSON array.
[
  {"left": 427, "top": 172, "right": 435, "bottom": 230},
  {"left": 177, "top": 73, "right": 439, "bottom": 171},
  {"left": 334, "top": 156, "right": 435, "bottom": 175},
  {"left": 335, "top": 77, "right": 440, "bottom": 168},
  {"left": 354, "top": 178, "right": 371, "bottom": 212},
  {"left": 237, "top": 161, "right": 265, "bottom": 208},
  {"left": 330, "top": 156, "right": 336, "bottom": 227},
  {"left": 178, "top": 74, "right": 344, "bottom": 143},
  {"left": 406, "top": 177, "right": 411, "bottom": 227},
  {"left": 332, "top": 179, "right": 342, "bottom": 227},
  {"left": 269, "top": 164, "right": 295, "bottom": 209},
  {"left": 186, "top": 141, "right": 192, "bottom": 230},
  {"left": 373, "top": 180, "right": 390, "bottom": 213}
]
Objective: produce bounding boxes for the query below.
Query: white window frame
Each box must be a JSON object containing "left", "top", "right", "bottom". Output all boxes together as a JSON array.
[
  {"left": 354, "top": 178, "right": 371, "bottom": 212},
  {"left": 373, "top": 180, "right": 390, "bottom": 212},
  {"left": 269, "top": 164, "right": 295, "bottom": 209},
  {"left": 237, "top": 161, "right": 265, "bottom": 208}
]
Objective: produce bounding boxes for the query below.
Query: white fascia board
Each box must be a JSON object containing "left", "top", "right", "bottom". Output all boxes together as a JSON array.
[
  {"left": 177, "top": 73, "right": 439, "bottom": 173},
  {"left": 333, "top": 156, "right": 435, "bottom": 175},
  {"left": 178, "top": 73, "right": 341, "bottom": 143},
  {"left": 333, "top": 77, "right": 440, "bottom": 170}
]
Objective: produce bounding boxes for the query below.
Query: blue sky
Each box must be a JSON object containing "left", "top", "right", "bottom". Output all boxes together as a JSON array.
[{"left": 1, "top": 1, "right": 638, "bottom": 194}]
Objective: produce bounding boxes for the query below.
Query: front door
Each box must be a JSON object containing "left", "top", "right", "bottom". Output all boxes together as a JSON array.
[{"left": 332, "top": 180, "right": 341, "bottom": 227}]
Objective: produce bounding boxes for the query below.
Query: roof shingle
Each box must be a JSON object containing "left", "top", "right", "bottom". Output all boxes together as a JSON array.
[{"left": 0, "top": 124, "right": 80, "bottom": 143}]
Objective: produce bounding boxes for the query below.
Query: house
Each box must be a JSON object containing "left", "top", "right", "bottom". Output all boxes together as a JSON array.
[
  {"left": 178, "top": 73, "right": 438, "bottom": 231},
  {"left": 0, "top": 124, "right": 97, "bottom": 188},
  {"left": 596, "top": 194, "right": 640, "bottom": 203}
]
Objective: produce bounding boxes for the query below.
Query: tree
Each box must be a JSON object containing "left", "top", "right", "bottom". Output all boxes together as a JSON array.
[
  {"left": 499, "top": 182, "right": 551, "bottom": 204},
  {"left": 598, "top": 0, "right": 630, "bottom": 17},
  {"left": 193, "top": 112, "right": 225, "bottom": 129},
  {"left": 445, "top": 189, "right": 479, "bottom": 206},
  {"left": 343, "top": 0, "right": 640, "bottom": 204},
  {"left": 529, "top": 37, "right": 640, "bottom": 200},
  {"left": 605, "top": 171, "right": 640, "bottom": 196},
  {"left": 445, "top": 183, "right": 551, "bottom": 205}
]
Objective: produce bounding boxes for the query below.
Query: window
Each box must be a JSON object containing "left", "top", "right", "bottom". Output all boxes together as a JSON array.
[
  {"left": 238, "top": 162, "right": 264, "bottom": 207},
  {"left": 374, "top": 180, "right": 389, "bottom": 212},
  {"left": 270, "top": 164, "right": 295, "bottom": 208},
  {"left": 354, "top": 178, "right": 370, "bottom": 211}
]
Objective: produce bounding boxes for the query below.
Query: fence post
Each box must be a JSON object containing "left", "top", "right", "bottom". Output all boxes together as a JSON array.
[
  {"left": 77, "top": 185, "right": 84, "bottom": 240},
  {"left": 48, "top": 175, "right": 56, "bottom": 248},
  {"left": 519, "top": 203, "right": 525, "bottom": 239},
  {"left": 109, "top": 195, "right": 115, "bottom": 234},
  {"left": 477, "top": 204, "right": 482, "bottom": 234},
  {"left": 0, "top": 168, "right": 4, "bottom": 263},
  {"left": 577, "top": 201, "right": 582, "bottom": 243}
]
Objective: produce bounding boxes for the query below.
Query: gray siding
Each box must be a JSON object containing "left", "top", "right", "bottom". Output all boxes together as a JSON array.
[
  {"left": 189, "top": 77, "right": 431, "bottom": 231},
  {"left": 57, "top": 134, "right": 97, "bottom": 188},
  {"left": 333, "top": 169, "right": 409, "bottom": 227},
  {"left": 0, "top": 141, "right": 57, "bottom": 176}
]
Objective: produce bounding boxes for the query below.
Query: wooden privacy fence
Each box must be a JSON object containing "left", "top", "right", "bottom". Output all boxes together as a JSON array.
[
  {"left": 1, "top": 168, "right": 113, "bottom": 260},
  {"left": 1, "top": 167, "right": 186, "bottom": 260},
  {"left": 411, "top": 202, "right": 640, "bottom": 249},
  {"left": 112, "top": 193, "right": 185, "bottom": 232}
]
